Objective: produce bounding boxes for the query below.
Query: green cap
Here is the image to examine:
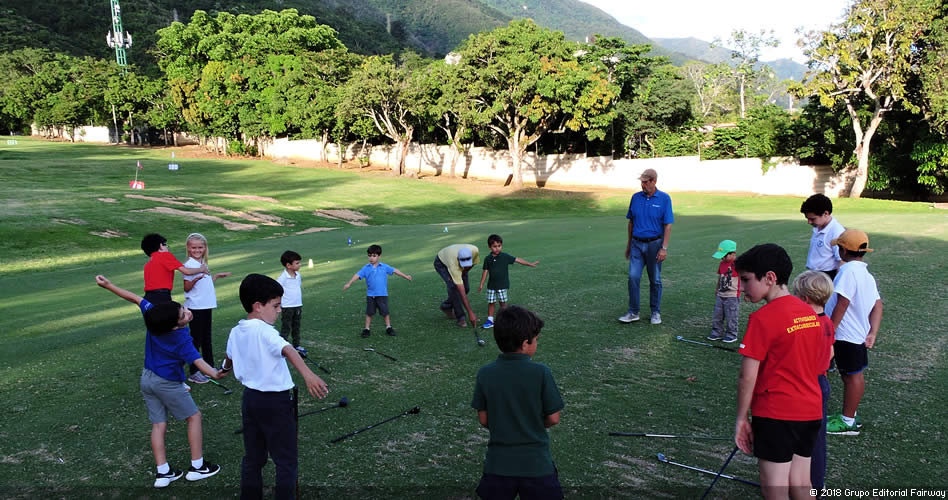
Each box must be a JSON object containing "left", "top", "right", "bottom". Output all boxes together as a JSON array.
[{"left": 712, "top": 240, "right": 737, "bottom": 259}]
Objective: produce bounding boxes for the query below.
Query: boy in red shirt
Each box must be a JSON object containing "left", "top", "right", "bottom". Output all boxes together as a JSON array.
[
  {"left": 142, "top": 233, "right": 207, "bottom": 304},
  {"left": 733, "top": 243, "right": 824, "bottom": 499}
]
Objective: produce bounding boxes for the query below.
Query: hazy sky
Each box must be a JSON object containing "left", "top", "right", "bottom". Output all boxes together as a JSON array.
[{"left": 579, "top": 0, "right": 852, "bottom": 62}]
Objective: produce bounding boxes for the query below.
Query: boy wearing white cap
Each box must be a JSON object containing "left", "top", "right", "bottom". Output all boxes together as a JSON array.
[{"left": 825, "top": 229, "right": 883, "bottom": 435}]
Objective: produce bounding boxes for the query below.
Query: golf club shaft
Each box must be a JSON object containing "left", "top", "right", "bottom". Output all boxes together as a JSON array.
[
  {"left": 298, "top": 404, "right": 339, "bottom": 418},
  {"left": 330, "top": 408, "right": 414, "bottom": 443},
  {"left": 659, "top": 455, "right": 759, "bottom": 488},
  {"left": 304, "top": 356, "right": 331, "bottom": 374},
  {"left": 208, "top": 378, "right": 232, "bottom": 393},
  {"left": 377, "top": 351, "right": 398, "bottom": 361},
  {"left": 676, "top": 336, "right": 738, "bottom": 353},
  {"left": 609, "top": 432, "right": 731, "bottom": 440},
  {"left": 700, "top": 446, "right": 740, "bottom": 500}
]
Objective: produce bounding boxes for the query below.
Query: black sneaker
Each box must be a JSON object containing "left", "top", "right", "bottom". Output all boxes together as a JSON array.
[
  {"left": 386, "top": 326, "right": 396, "bottom": 336},
  {"left": 361, "top": 328, "right": 370, "bottom": 338},
  {"left": 154, "top": 468, "right": 183, "bottom": 488},
  {"left": 186, "top": 461, "right": 221, "bottom": 481}
]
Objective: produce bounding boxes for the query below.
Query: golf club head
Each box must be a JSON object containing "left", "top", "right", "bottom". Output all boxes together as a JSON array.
[
  {"left": 363, "top": 347, "right": 374, "bottom": 352},
  {"left": 675, "top": 335, "right": 683, "bottom": 340},
  {"left": 224, "top": 389, "right": 233, "bottom": 395},
  {"left": 657, "top": 453, "right": 668, "bottom": 462},
  {"left": 338, "top": 396, "right": 349, "bottom": 407},
  {"left": 408, "top": 406, "right": 421, "bottom": 414}
]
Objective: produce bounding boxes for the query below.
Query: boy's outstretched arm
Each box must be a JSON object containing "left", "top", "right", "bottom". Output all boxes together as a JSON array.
[
  {"left": 544, "top": 411, "right": 560, "bottom": 428},
  {"left": 176, "top": 263, "right": 209, "bottom": 276},
  {"left": 342, "top": 273, "right": 360, "bottom": 291},
  {"left": 734, "top": 356, "right": 760, "bottom": 455},
  {"left": 477, "top": 269, "right": 488, "bottom": 293},
  {"left": 866, "top": 299, "right": 883, "bottom": 348},
  {"left": 514, "top": 257, "right": 539, "bottom": 267},
  {"left": 192, "top": 358, "right": 225, "bottom": 380},
  {"left": 95, "top": 275, "right": 142, "bottom": 305},
  {"left": 393, "top": 268, "right": 412, "bottom": 281},
  {"left": 283, "top": 345, "right": 329, "bottom": 398}
]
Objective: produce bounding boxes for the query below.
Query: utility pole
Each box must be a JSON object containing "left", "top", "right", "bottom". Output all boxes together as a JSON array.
[{"left": 106, "top": 0, "right": 132, "bottom": 143}]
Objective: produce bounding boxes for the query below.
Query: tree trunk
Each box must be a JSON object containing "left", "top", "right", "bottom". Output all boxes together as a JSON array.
[
  {"left": 739, "top": 73, "right": 746, "bottom": 119},
  {"left": 396, "top": 132, "right": 412, "bottom": 176},
  {"left": 509, "top": 134, "right": 523, "bottom": 188},
  {"left": 320, "top": 130, "right": 329, "bottom": 162}
]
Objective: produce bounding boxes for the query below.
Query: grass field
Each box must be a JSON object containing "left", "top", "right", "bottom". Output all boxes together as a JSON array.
[{"left": 1, "top": 138, "right": 946, "bottom": 498}]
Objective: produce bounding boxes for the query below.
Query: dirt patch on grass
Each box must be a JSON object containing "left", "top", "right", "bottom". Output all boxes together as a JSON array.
[
  {"left": 315, "top": 209, "right": 370, "bottom": 226},
  {"left": 126, "top": 194, "right": 282, "bottom": 226},
  {"left": 133, "top": 207, "right": 257, "bottom": 231},
  {"left": 90, "top": 229, "right": 128, "bottom": 238},
  {"left": 97, "top": 197, "right": 117, "bottom": 203},
  {"left": 51, "top": 218, "right": 87, "bottom": 225},
  {"left": 212, "top": 193, "right": 280, "bottom": 203},
  {"left": 0, "top": 446, "right": 60, "bottom": 464},
  {"left": 296, "top": 227, "right": 339, "bottom": 235}
]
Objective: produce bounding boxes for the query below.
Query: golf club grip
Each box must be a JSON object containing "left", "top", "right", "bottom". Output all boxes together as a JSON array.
[
  {"left": 329, "top": 409, "right": 413, "bottom": 443},
  {"left": 700, "top": 446, "right": 739, "bottom": 500},
  {"left": 209, "top": 378, "right": 232, "bottom": 392},
  {"left": 381, "top": 352, "right": 398, "bottom": 361},
  {"left": 306, "top": 357, "right": 331, "bottom": 374},
  {"left": 609, "top": 432, "right": 648, "bottom": 437}
]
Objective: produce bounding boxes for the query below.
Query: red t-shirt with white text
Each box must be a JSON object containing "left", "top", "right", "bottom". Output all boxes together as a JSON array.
[
  {"left": 144, "top": 251, "right": 183, "bottom": 291},
  {"left": 739, "top": 295, "right": 823, "bottom": 421}
]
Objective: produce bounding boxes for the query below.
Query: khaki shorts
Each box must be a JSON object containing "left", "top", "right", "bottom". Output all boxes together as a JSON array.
[{"left": 140, "top": 368, "right": 199, "bottom": 423}]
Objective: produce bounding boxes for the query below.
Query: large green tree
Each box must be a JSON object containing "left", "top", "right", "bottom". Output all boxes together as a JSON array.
[
  {"left": 795, "top": 0, "right": 938, "bottom": 197},
  {"left": 715, "top": 29, "right": 779, "bottom": 119},
  {"left": 455, "top": 20, "right": 617, "bottom": 187}
]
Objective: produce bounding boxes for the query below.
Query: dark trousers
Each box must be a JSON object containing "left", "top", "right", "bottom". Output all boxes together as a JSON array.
[
  {"left": 143, "top": 289, "right": 172, "bottom": 305},
  {"left": 280, "top": 307, "right": 302, "bottom": 347},
  {"left": 811, "top": 374, "right": 830, "bottom": 491},
  {"left": 240, "top": 388, "right": 298, "bottom": 500},
  {"left": 434, "top": 256, "right": 469, "bottom": 320},
  {"left": 188, "top": 309, "right": 214, "bottom": 375},
  {"left": 476, "top": 466, "right": 563, "bottom": 500}
]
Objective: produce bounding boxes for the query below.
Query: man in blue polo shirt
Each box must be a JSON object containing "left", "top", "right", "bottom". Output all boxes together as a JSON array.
[{"left": 620, "top": 168, "right": 674, "bottom": 325}]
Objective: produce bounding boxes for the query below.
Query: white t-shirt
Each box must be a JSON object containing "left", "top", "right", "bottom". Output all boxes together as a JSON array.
[
  {"left": 825, "top": 261, "right": 881, "bottom": 344},
  {"left": 277, "top": 270, "right": 302, "bottom": 307},
  {"left": 806, "top": 216, "right": 845, "bottom": 272},
  {"left": 226, "top": 318, "right": 293, "bottom": 392},
  {"left": 183, "top": 258, "right": 217, "bottom": 310}
]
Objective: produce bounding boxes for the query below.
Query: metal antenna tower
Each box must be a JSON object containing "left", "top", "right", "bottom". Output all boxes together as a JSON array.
[{"left": 106, "top": 0, "right": 132, "bottom": 67}]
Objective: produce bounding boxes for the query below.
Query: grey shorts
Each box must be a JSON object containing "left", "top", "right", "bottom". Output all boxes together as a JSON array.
[
  {"left": 140, "top": 368, "right": 199, "bottom": 423},
  {"left": 366, "top": 296, "right": 390, "bottom": 316}
]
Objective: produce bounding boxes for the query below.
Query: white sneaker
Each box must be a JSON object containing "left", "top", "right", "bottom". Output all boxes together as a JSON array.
[
  {"left": 650, "top": 312, "right": 662, "bottom": 325},
  {"left": 618, "top": 313, "right": 640, "bottom": 323},
  {"left": 154, "top": 468, "right": 183, "bottom": 488}
]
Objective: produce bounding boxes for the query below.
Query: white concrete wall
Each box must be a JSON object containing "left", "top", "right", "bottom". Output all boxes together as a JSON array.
[
  {"left": 265, "top": 139, "right": 853, "bottom": 198},
  {"left": 32, "top": 125, "right": 112, "bottom": 143}
]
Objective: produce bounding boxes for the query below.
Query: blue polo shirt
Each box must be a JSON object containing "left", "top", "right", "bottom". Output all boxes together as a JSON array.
[
  {"left": 356, "top": 262, "right": 395, "bottom": 297},
  {"left": 626, "top": 189, "right": 674, "bottom": 239},
  {"left": 140, "top": 299, "right": 201, "bottom": 382}
]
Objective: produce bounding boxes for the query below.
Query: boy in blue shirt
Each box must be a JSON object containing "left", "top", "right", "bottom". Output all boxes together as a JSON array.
[
  {"left": 343, "top": 244, "right": 412, "bottom": 338},
  {"left": 95, "top": 275, "right": 224, "bottom": 489},
  {"left": 472, "top": 305, "right": 564, "bottom": 500},
  {"left": 477, "top": 234, "right": 539, "bottom": 329}
]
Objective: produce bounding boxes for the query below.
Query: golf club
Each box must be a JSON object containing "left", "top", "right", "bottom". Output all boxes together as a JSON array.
[
  {"left": 676, "top": 335, "right": 738, "bottom": 353},
  {"left": 297, "top": 350, "right": 331, "bottom": 374},
  {"left": 700, "top": 446, "right": 740, "bottom": 500},
  {"left": 656, "top": 452, "right": 759, "bottom": 488},
  {"left": 299, "top": 396, "right": 349, "bottom": 418},
  {"left": 208, "top": 378, "right": 233, "bottom": 395},
  {"left": 330, "top": 406, "right": 420, "bottom": 443},
  {"left": 363, "top": 347, "right": 398, "bottom": 361},
  {"left": 473, "top": 318, "right": 485, "bottom": 346},
  {"left": 608, "top": 432, "right": 730, "bottom": 440}
]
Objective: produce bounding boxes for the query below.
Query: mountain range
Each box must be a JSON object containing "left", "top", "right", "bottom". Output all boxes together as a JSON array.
[{"left": 0, "top": 0, "right": 804, "bottom": 79}]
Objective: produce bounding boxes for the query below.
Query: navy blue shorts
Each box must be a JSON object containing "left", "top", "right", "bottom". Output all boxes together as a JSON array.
[
  {"left": 834, "top": 340, "right": 868, "bottom": 375},
  {"left": 475, "top": 467, "right": 563, "bottom": 500},
  {"left": 752, "top": 417, "right": 821, "bottom": 463},
  {"left": 366, "top": 296, "right": 389, "bottom": 316}
]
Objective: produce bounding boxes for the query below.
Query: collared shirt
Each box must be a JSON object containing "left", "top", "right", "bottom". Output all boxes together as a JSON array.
[
  {"left": 226, "top": 318, "right": 293, "bottom": 392},
  {"left": 626, "top": 189, "right": 674, "bottom": 239},
  {"left": 356, "top": 262, "right": 395, "bottom": 297},
  {"left": 806, "top": 216, "right": 844, "bottom": 271},
  {"left": 437, "top": 244, "right": 480, "bottom": 284},
  {"left": 277, "top": 270, "right": 302, "bottom": 307},
  {"left": 144, "top": 251, "right": 183, "bottom": 291}
]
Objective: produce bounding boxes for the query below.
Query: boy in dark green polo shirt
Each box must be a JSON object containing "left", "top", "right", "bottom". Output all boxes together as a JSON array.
[
  {"left": 477, "top": 234, "right": 539, "bottom": 329},
  {"left": 471, "top": 305, "right": 564, "bottom": 500}
]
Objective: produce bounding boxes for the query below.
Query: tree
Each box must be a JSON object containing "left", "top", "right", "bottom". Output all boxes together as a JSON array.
[
  {"left": 681, "top": 61, "right": 734, "bottom": 120},
  {"left": 618, "top": 64, "right": 695, "bottom": 157},
  {"left": 456, "top": 20, "right": 617, "bottom": 187},
  {"left": 420, "top": 56, "right": 475, "bottom": 176},
  {"left": 795, "top": 0, "right": 938, "bottom": 197},
  {"left": 715, "top": 29, "right": 779, "bottom": 119},
  {"left": 338, "top": 54, "right": 426, "bottom": 175}
]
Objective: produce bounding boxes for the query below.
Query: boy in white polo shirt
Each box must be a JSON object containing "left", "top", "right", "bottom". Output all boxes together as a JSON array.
[
  {"left": 800, "top": 194, "right": 845, "bottom": 279},
  {"left": 277, "top": 250, "right": 305, "bottom": 352},
  {"left": 824, "top": 229, "right": 883, "bottom": 436},
  {"left": 224, "top": 273, "right": 329, "bottom": 498}
]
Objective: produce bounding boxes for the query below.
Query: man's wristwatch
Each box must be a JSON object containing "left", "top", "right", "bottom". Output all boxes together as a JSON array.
[{"left": 661, "top": 246, "right": 668, "bottom": 250}]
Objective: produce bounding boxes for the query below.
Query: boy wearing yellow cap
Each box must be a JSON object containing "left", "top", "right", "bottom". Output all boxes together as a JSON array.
[{"left": 825, "top": 229, "right": 883, "bottom": 435}]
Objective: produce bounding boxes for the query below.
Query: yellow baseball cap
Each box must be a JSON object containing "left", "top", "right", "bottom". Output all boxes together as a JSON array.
[{"left": 831, "top": 229, "right": 873, "bottom": 252}]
